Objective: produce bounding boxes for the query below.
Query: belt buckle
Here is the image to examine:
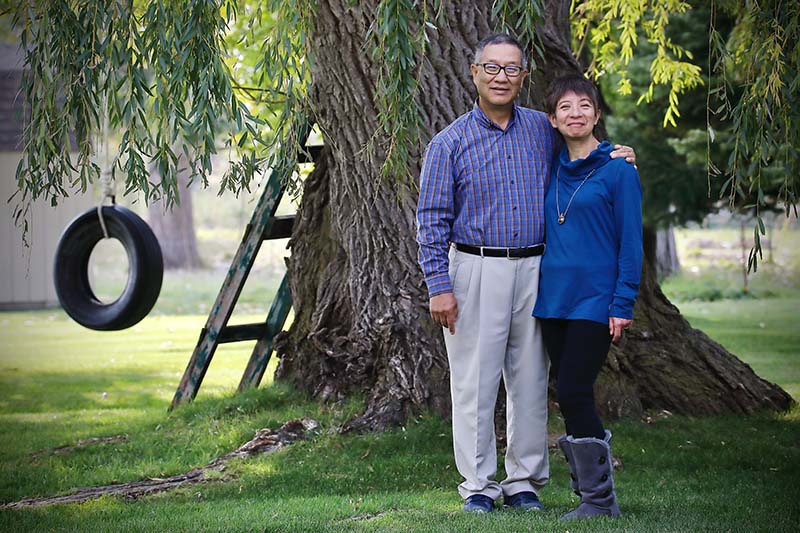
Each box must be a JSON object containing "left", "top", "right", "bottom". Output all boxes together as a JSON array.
[{"left": 508, "top": 247, "right": 520, "bottom": 260}]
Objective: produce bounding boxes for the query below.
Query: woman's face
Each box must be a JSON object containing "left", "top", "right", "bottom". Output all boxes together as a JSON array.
[{"left": 548, "top": 90, "right": 599, "bottom": 141}]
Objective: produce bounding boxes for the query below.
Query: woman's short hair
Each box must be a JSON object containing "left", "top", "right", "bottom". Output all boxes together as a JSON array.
[{"left": 544, "top": 74, "right": 601, "bottom": 115}]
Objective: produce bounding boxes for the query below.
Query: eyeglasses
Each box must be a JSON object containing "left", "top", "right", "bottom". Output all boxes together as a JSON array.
[{"left": 476, "top": 63, "right": 525, "bottom": 77}]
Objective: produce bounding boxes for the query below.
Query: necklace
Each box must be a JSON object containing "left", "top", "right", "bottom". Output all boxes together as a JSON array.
[{"left": 555, "top": 166, "right": 597, "bottom": 224}]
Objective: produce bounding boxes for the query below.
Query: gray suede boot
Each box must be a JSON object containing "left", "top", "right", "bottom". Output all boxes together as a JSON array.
[
  {"left": 561, "top": 430, "right": 621, "bottom": 520},
  {"left": 556, "top": 435, "right": 580, "bottom": 497}
]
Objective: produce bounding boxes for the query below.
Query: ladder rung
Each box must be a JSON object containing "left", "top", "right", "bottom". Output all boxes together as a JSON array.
[
  {"left": 170, "top": 117, "right": 314, "bottom": 410},
  {"left": 218, "top": 323, "right": 268, "bottom": 343},
  {"left": 264, "top": 215, "right": 295, "bottom": 240}
]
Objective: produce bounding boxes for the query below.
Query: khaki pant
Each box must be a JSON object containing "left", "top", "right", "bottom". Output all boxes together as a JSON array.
[{"left": 445, "top": 247, "right": 549, "bottom": 500}]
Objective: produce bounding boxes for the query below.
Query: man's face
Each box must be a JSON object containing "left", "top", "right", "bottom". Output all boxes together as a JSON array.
[{"left": 470, "top": 43, "right": 528, "bottom": 110}]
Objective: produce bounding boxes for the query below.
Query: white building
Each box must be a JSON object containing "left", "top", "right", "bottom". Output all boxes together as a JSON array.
[{"left": 0, "top": 44, "right": 93, "bottom": 310}]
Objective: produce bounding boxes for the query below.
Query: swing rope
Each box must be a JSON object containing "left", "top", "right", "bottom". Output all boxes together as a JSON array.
[{"left": 96, "top": 91, "right": 114, "bottom": 239}]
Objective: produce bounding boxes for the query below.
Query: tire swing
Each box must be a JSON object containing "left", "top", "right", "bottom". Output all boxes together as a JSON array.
[{"left": 54, "top": 202, "right": 164, "bottom": 331}]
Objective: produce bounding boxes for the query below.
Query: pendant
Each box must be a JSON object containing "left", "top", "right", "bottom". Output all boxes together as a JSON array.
[{"left": 558, "top": 214, "right": 565, "bottom": 225}]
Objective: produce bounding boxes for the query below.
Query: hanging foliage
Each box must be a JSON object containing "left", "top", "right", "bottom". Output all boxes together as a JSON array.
[
  {"left": 219, "top": 0, "right": 314, "bottom": 196},
  {"left": 571, "top": 0, "right": 704, "bottom": 127},
  {"left": 709, "top": 0, "right": 799, "bottom": 271},
  {"left": 11, "top": 0, "right": 247, "bottom": 208},
  {"left": 6, "top": 0, "right": 799, "bottom": 262}
]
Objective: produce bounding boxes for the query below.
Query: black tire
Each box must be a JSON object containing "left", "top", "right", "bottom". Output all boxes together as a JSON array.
[{"left": 54, "top": 205, "right": 163, "bottom": 330}]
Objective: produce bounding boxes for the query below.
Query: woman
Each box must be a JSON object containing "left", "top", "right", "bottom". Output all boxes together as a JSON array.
[{"left": 533, "top": 74, "right": 642, "bottom": 520}]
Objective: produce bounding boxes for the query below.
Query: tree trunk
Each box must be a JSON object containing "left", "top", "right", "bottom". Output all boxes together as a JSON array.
[
  {"left": 643, "top": 225, "right": 681, "bottom": 281},
  {"left": 147, "top": 166, "right": 202, "bottom": 270},
  {"left": 594, "top": 259, "right": 788, "bottom": 417},
  {"left": 274, "top": 0, "right": 792, "bottom": 432},
  {"left": 656, "top": 226, "right": 681, "bottom": 279}
]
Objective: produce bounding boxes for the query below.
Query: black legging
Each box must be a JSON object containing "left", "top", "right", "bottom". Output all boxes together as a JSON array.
[{"left": 540, "top": 318, "right": 611, "bottom": 439}]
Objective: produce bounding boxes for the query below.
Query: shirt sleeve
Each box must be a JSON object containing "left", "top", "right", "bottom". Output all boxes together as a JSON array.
[
  {"left": 610, "top": 163, "right": 643, "bottom": 319},
  {"left": 416, "top": 138, "right": 455, "bottom": 297}
]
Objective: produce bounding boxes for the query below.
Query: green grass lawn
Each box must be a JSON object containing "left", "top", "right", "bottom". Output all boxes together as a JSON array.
[
  {"left": 1, "top": 224, "right": 799, "bottom": 531},
  {"left": 676, "top": 298, "right": 800, "bottom": 400},
  {"left": 661, "top": 223, "right": 800, "bottom": 399}
]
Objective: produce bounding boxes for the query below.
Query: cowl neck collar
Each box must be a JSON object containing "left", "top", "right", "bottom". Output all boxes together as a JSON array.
[{"left": 558, "top": 140, "right": 613, "bottom": 180}]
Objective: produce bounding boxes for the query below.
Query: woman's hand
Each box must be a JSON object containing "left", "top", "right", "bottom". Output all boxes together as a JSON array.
[{"left": 609, "top": 316, "right": 632, "bottom": 344}]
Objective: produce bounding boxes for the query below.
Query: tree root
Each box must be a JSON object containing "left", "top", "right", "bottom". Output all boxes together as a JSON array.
[
  {"left": 30, "top": 434, "right": 129, "bottom": 459},
  {"left": 3, "top": 418, "right": 319, "bottom": 509}
]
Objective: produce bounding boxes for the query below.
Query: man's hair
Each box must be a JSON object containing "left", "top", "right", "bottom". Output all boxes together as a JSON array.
[
  {"left": 544, "top": 74, "right": 601, "bottom": 115},
  {"left": 472, "top": 34, "right": 528, "bottom": 69}
]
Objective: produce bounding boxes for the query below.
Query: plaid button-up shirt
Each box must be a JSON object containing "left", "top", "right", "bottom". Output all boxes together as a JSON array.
[{"left": 416, "top": 103, "right": 559, "bottom": 297}]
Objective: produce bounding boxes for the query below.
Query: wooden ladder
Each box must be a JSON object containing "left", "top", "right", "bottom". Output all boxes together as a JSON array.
[{"left": 170, "top": 119, "right": 318, "bottom": 409}]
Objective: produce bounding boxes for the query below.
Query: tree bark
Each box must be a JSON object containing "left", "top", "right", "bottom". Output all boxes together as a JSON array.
[{"left": 274, "top": 0, "right": 793, "bottom": 432}]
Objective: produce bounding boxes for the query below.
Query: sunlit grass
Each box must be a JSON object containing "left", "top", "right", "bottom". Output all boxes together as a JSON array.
[
  {"left": 0, "top": 309, "right": 288, "bottom": 500},
  {"left": 88, "top": 264, "right": 286, "bottom": 317},
  {"left": 1, "top": 406, "right": 798, "bottom": 531}
]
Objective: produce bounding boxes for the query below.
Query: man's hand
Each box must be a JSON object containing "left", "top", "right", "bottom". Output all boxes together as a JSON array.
[
  {"left": 610, "top": 144, "right": 637, "bottom": 167},
  {"left": 608, "top": 316, "right": 632, "bottom": 344},
  {"left": 430, "top": 293, "right": 458, "bottom": 335}
]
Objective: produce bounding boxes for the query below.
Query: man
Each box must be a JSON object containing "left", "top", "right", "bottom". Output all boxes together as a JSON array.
[{"left": 416, "top": 33, "right": 634, "bottom": 513}]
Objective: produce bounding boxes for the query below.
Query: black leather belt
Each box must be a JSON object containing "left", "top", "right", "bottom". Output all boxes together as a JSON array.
[{"left": 455, "top": 243, "right": 546, "bottom": 258}]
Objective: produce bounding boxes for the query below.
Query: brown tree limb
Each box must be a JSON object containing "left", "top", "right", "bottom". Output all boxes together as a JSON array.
[
  {"left": 30, "top": 434, "right": 129, "bottom": 459},
  {"left": 3, "top": 418, "right": 319, "bottom": 509}
]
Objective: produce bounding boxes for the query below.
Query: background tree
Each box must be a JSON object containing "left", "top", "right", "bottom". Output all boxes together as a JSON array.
[
  {"left": 8, "top": 0, "right": 795, "bottom": 430},
  {"left": 270, "top": 0, "right": 792, "bottom": 430},
  {"left": 147, "top": 161, "right": 202, "bottom": 270},
  {"left": 598, "top": 2, "right": 789, "bottom": 279},
  {"left": 598, "top": 2, "right": 728, "bottom": 279}
]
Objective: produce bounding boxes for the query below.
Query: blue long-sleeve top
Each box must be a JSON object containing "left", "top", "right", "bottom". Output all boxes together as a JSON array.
[{"left": 533, "top": 141, "right": 643, "bottom": 323}]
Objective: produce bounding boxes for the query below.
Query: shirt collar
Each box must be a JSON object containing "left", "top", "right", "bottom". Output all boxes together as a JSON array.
[{"left": 472, "top": 100, "right": 517, "bottom": 131}]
